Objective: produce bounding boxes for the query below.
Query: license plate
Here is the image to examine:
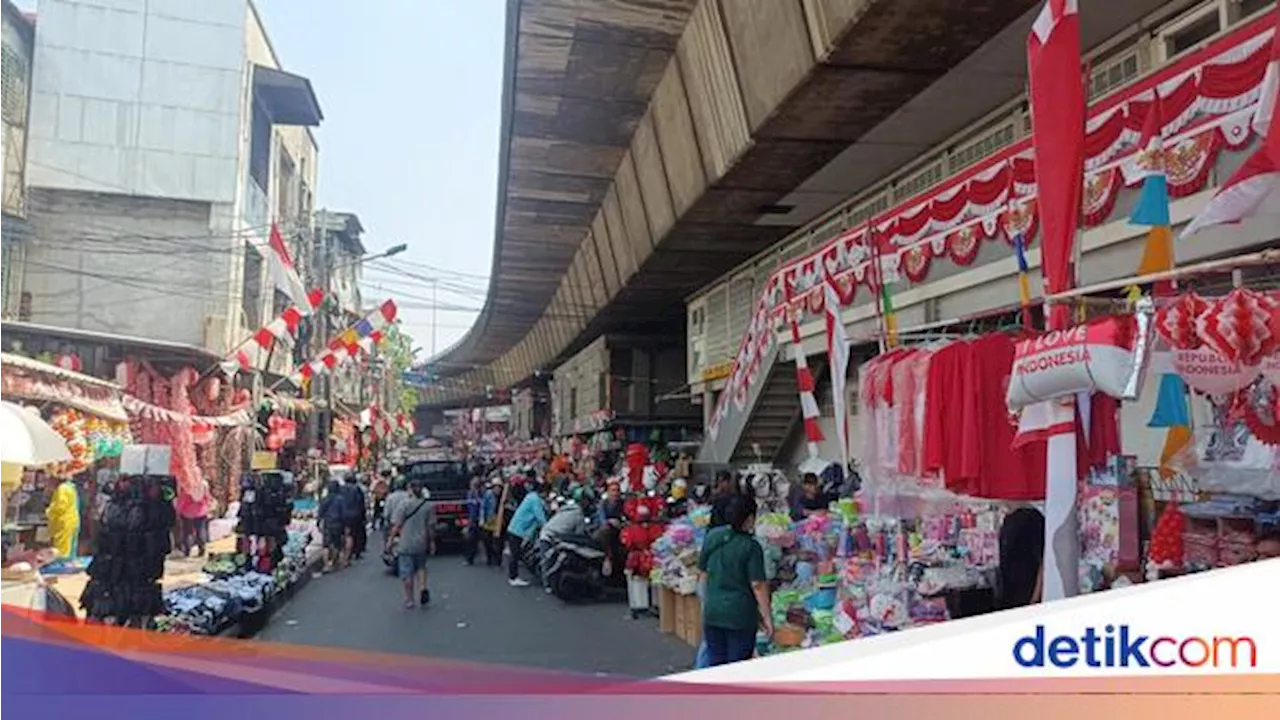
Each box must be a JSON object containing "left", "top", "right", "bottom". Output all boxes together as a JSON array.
[{"left": 436, "top": 503, "right": 463, "bottom": 513}]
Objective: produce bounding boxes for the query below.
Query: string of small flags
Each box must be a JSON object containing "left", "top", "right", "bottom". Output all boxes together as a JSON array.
[
  {"left": 289, "top": 300, "right": 399, "bottom": 385},
  {"left": 221, "top": 288, "right": 326, "bottom": 377}
]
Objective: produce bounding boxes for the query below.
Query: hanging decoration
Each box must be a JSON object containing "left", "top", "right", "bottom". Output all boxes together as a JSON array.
[
  {"left": 121, "top": 396, "right": 254, "bottom": 427},
  {"left": 707, "top": 23, "right": 1277, "bottom": 437},
  {"left": 47, "top": 408, "right": 92, "bottom": 478},
  {"left": 288, "top": 300, "right": 398, "bottom": 385},
  {"left": 1195, "top": 287, "right": 1279, "bottom": 366},
  {"left": 221, "top": 288, "right": 325, "bottom": 377}
]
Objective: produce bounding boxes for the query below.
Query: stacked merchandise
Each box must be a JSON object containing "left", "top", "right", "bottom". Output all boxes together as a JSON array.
[
  {"left": 157, "top": 523, "right": 318, "bottom": 636},
  {"left": 80, "top": 475, "right": 177, "bottom": 625},
  {"left": 651, "top": 494, "right": 1007, "bottom": 656},
  {"left": 235, "top": 472, "right": 293, "bottom": 573}
]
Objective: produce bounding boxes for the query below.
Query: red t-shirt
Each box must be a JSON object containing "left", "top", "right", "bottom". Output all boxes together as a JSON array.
[
  {"left": 923, "top": 341, "right": 972, "bottom": 488},
  {"left": 959, "top": 334, "right": 1047, "bottom": 500}
]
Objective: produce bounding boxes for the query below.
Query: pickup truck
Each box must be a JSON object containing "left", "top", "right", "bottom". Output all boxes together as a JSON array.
[{"left": 399, "top": 459, "right": 471, "bottom": 545}]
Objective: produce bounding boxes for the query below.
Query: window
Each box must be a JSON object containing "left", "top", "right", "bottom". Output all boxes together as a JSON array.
[
  {"left": 1088, "top": 46, "right": 1143, "bottom": 100},
  {"left": 241, "top": 246, "right": 264, "bottom": 330},
  {"left": 248, "top": 99, "right": 271, "bottom": 193},
  {"left": 276, "top": 146, "right": 296, "bottom": 221},
  {"left": 1161, "top": 6, "right": 1223, "bottom": 60},
  {"left": 1238, "top": 0, "right": 1273, "bottom": 20},
  {"left": 949, "top": 120, "right": 1017, "bottom": 172},
  {"left": 848, "top": 192, "right": 889, "bottom": 227},
  {"left": 569, "top": 387, "right": 578, "bottom": 420},
  {"left": 2, "top": 45, "right": 28, "bottom": 125},
  {"left": 893, "top": 159, "right": 944, "bottom": 202}
]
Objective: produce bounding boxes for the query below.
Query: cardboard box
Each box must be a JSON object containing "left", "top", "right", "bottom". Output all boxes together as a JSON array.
[
  {"left": 658, "top": 586, "right": 677, "bottom": 634},
  {"left": 672, "top": 590, "right": 687, "bottom": 641},
  {"left": 681, "top": 593, "right": 702, "bottom": 647}
]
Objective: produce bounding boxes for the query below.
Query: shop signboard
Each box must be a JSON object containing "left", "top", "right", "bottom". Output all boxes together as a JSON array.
[
  {"left": 699, "top": 362, "right": 734, "bottom": 383},
  {"left": 251, "top": 451, "right": 278, "bottom": 470}
]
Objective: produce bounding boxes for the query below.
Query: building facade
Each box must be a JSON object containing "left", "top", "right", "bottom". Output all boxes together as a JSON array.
[
  {"left": 18, "top": 0, "right": 321, "bottom": 366},
  {"left": 1, "top": 0, "right": 34, "bottom": 318},
  {"left": 549, "top": 334, "right": 699, "bottom": 438},
  {"left": 690, "top": 0, "right": 1280, "bottom": 468}
]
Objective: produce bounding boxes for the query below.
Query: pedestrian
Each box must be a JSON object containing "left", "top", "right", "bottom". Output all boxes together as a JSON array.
[
  {"left": 318, "top": 479, "right": 348, "bottom": 573},
  {"left": 699, "top": 493, "right": 771, "bottom": 667},
  {"left": 387, "top": 479, "right": 436, "bottom": 609},
  {"left": 463, "top": 477, "right": 486, "bottom": 566},
  {"left": 708, "top": 469, "right": 737, "bottom": 528},
  {"left": 343, "top": 473, "right": 368, "bottom": 561},
  {"left": 505, "top": 481, "right": 550, "bottom": 587},
  {"left": 480, "top": 477, "right": 502, "bottom": 566},
  {"left": 174, "top": 489, "right": 210, "bottom": 558},
  {"left": 996, "top": 507, "right": 1044, "bottom": 610},
  {"left": 383, "top": 477, "right": 409, "bottom": 534}
]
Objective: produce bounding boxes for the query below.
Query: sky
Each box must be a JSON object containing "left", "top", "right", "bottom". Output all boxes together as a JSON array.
[
  {"left": 254, "top": 0, "right": 506, "bottom": 359},
  {"left": 9, "top": 0, "right": 506, "bottom": 359}
]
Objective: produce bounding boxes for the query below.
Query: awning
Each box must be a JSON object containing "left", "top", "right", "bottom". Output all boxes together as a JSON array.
[{"left": 252, "top": 65, "right": 323, "bottom": 127}]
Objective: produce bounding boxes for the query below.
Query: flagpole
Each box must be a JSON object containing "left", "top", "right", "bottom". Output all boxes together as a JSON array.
[{"left": 866, "top": 222, "right": 889, "bottom": 354}]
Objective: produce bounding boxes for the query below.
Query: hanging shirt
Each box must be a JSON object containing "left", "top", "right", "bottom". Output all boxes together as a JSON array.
[
  {"left": 923, "top": 341, "right": 972, "bottom": 488},
  {"left": 959, "top": 334, "right": 1047, "bottom": 501}
]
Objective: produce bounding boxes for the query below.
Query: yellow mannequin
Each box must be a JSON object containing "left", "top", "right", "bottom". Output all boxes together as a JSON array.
[{"left": 46, "top": 479, "right": 81, "bottom": 558}]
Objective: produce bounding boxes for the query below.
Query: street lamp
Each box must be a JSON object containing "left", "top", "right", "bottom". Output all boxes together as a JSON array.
[{"left": 334, "top": 243, "right": 407, "bottom": 270}]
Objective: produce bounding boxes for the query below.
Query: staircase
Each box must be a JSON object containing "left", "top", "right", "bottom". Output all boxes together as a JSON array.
[{"left": 698, "top": 340, "right": 824, "bottom": 467}]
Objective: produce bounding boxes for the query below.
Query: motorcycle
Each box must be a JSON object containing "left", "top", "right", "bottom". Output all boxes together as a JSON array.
[{"left": 540, "top": 502, "right": 626, "bottom": 604}]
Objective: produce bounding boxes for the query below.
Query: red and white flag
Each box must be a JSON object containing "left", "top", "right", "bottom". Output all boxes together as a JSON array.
[
  {"left": 823, "top": 282, "right": 852, "bottom": 473},
  {"left": 789, "top": 318, "right": 824, "bottom": 458},
  {"left": 1026, "top": 0, "right": 1085, "bottom": 602},
  {"left": 1181, "top": 6, "right": 1280, "bottom": 238},
  {"left": 1028, "top": 0, "right": 1085, "bottom": 330},
  {"left": 267, "top": 222, "right": 312, "bottom": 307}
]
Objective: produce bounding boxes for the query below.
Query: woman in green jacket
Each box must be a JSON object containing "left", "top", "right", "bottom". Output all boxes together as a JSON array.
[{"left": 698, "top": 493, "right": 772, "bottom": 666}]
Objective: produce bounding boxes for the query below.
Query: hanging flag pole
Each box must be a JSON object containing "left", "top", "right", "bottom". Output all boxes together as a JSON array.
[{"left": 1026, "top": 0, "right": 1086, "bottom": 602}]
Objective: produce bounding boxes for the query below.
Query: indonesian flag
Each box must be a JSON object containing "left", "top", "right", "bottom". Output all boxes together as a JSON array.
[
  {"left": 1182, "top": 6, "right": 1280, "bottom": 238},
  {"left": 1026, "top": 0, "right": 1084, "bottom": 602},
  {"left": 1028, "top": 0, "right": 1085, "bottom": 330},
  {"left": 267, "top": 223, "right": 311, "bottom": 307},
  {"left": 789, "top": 318, "right": 824, "bottom": 457},
  {"left": 823, "top": 281, "right": 851, "bottom": 473}
]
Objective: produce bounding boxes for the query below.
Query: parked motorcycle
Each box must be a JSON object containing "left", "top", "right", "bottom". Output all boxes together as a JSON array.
[{"left": 540, "top": 502, "right": 626, "bottom": 604}]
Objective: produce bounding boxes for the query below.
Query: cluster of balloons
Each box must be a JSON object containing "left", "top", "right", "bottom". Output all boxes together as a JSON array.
[
  {"left": 48, "top": 409, "right": 91, "bottom": 478},
  {"left": 86, "top": 415, "right": 131, "bottom": 460}
]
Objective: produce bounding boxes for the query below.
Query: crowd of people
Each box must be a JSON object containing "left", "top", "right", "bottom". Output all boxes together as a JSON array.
[{"left": 306, "top": 451, "right": 1097, "bottom": 669}]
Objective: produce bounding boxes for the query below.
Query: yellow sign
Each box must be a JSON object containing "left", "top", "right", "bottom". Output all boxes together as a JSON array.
[
  {"left": 700, "top": 362, "right": 734, "bottom": 383},
  {"left": 251, "top": 451, "right": 278, "bottom": 470}
]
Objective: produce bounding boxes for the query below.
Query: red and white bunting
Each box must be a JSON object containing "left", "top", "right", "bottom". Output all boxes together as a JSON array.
[{"left": 220, "top": 287, "right": 325, "bottom": 377}]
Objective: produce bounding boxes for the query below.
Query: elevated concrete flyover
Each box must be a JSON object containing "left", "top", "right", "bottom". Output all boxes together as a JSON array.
[{"left": 425, "top": 0, "right": 1164, "bottom": 407}]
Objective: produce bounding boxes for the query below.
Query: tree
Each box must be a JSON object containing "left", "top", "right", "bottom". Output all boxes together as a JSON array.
[{"left": 379, "top": 321, "right": 420, "bottom": 416}]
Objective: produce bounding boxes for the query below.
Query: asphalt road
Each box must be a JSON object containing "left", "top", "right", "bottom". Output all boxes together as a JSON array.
[{"left": 256, "top": 541, "right": 695, "bottom": 678}]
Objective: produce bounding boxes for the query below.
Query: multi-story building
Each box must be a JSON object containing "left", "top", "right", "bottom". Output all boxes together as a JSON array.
[
  {"left": 1, "top": 0, "right": 34, "bottom": 318},
  {"left": 315, "top": 211, "right": 368, "bottom": 411},
  {"left": 690, "top": 0, "right": 1280, "bottom": 467},
  {"left": 17, "top": 0, "right": 321, "bottom": 368}
]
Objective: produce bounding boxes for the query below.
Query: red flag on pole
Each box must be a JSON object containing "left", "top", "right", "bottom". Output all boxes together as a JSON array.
[{"left": 1027, "top": 0, "right": 1085, "bottom": 330}]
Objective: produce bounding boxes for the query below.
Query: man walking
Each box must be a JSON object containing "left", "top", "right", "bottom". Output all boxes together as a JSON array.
[
  {"left": 388, "top": 479, "right": 435, "bottom": 609},
  {"left": 343, "top": 473, "right": 368, "bottom": 561}
]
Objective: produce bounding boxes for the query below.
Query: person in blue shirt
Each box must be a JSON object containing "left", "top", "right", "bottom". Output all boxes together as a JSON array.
[
  {"left": 463, "top": 477, "right": 494, "bottom": 566},
  {"left": 505, "top": 481, "right": 550, "bottom": 587},
  {"left": 480, "top": 478, "right": 502, "bottom": 566}
]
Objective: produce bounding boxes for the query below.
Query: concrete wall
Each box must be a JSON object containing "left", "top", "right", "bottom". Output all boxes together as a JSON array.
[
  {"left": 27, "top": 0, "right": 245, "bottom": 202},
  {"left": 23, "top": 187, "right": 217, "bottom": 346}
]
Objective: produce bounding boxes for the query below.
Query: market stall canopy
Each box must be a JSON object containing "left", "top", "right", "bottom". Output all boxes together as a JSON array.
[
  {"left": 0, "top": 400, "right": 72, "bottom": 466},
  {"left": 0, "top": 352, "right": 129, "bottom": 422}
]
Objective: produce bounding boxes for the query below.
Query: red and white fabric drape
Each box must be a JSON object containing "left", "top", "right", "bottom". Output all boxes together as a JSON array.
[{"left": 790, "top": 319, "right": 824, "bottom": 458}]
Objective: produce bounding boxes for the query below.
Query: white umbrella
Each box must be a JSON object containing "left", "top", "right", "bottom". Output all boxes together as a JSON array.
[{"left": 0, "top": 400, "right": 72, "bottom": 466}]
